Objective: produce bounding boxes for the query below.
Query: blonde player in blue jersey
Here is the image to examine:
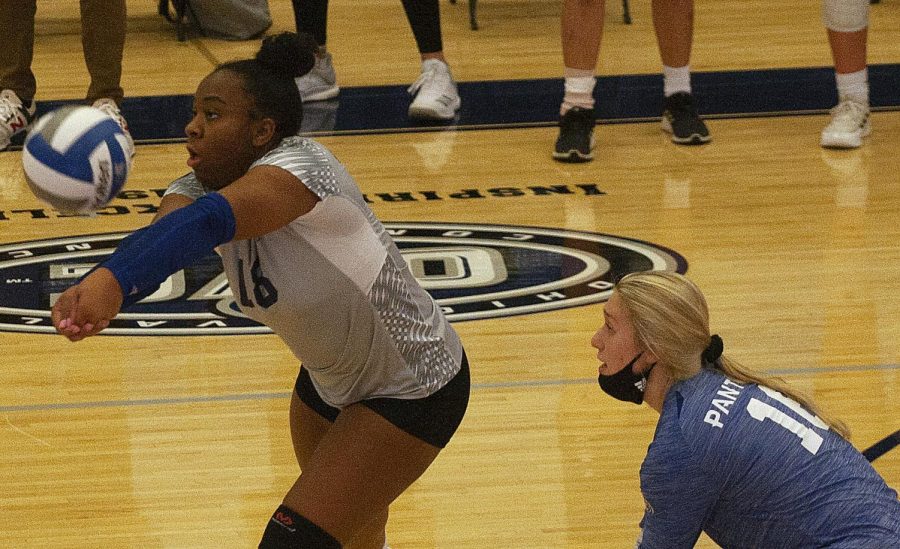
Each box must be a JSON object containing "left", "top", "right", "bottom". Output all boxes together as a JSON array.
[
  {"left": 51, "top": 32, "right": 470, "bottom": 549},
  {"left": 592, "top": 271, "right": 900, "bottom": 548}
]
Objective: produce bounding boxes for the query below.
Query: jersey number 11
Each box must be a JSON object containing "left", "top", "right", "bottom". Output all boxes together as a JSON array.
[{"left": 746, "top": 386, "right": 829, "bottom": 454}]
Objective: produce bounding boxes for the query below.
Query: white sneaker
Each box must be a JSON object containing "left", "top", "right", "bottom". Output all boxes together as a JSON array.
[
  {"left": 407, "top": 59, "right": 461, "bottom": 120},
  {"left": 820, "top": 98, "right": 871, "bottom": 149},
  {"left": 296, "top": 52, "right": 339, "bottom": 102},
  {"left": 0, "top": 89, "right": 36, "bottom": 150},
  {"left": 92, "top": 98, "right": 135, "bottom": 158}
]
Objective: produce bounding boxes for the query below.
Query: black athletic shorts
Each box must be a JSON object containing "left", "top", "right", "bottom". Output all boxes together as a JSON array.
[{"left": 295, "top": 351, "right": 470, "bottom": 448}]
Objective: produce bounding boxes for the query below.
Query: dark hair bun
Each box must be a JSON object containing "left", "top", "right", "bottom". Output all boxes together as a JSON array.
[{"left": 256, "top": 32, "right": 317, "bottom": 80}]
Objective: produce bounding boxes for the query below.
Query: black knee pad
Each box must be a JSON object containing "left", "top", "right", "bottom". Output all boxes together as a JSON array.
[{"left": 259, "top": 505, "right": 341, "bottom": 548}]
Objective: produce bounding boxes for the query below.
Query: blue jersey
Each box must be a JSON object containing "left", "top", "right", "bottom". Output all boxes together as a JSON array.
[{"left": 637, "top": 368, "right": 900, "bottom": 548}]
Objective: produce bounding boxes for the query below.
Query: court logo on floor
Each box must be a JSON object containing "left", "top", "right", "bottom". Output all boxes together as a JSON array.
[{"left": 0, "top": 223, "right": 686, "bottom": 335}]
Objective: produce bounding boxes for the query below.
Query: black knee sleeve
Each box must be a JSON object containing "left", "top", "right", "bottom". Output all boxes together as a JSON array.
[{"left": 259, "top": 505, "right": 341, "bottom": 549}]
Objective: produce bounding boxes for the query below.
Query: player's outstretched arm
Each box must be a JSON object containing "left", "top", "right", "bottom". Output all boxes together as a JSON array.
[
  {"left": 50, "top": 164, "right": 318, "bottom": 339},
  {"left": 51, "top": 267, "right": 122, "bottom": 341},
  {"left": 217, "top": 164, "right": 320, "bottom": 241},
  {"left": 153, "top": 192, "right": 196, "bottom": 223}
]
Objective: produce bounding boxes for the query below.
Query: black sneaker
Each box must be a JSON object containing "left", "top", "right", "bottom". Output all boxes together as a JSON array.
[
  {"left": 661, "top": 92, "right": 711, "bottom": 145},
  {"left": 553, "top": 107, "right": 596, "bottom": 162}
]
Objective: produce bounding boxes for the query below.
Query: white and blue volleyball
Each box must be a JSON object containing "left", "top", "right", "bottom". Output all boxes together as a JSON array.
[{"left": 22, "top": 105, "right": 131, "bottom": 214}]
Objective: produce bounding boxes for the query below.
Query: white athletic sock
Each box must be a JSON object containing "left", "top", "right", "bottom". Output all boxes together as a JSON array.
[
  {"left": 663, "top": 65, "right": 691, "bottom": 97},
  {"left": 836, "top": 68, "right": 869, "bottom": 105},
  {"left": 561, "top": 68, "right": 596, "bottom": 114}
]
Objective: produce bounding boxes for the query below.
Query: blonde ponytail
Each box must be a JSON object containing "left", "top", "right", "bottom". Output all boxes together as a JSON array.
[
  {"left": 614, "top": 271, "right": 850, "bottom": 440},
  {"left": 713, "top": 355, "right": 851, "bottom": 439}
]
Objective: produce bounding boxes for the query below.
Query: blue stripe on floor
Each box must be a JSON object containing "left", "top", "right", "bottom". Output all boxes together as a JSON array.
[{"left": 11, "top": 63, "right": 900, "bottom": 146}]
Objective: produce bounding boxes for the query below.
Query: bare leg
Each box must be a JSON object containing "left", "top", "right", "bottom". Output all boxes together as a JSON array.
[
  {"left": 287, "top": 395, "right": 441, "bottom": 546},
  {"left": 827, "top": 28, "right": 867, "bottom": 74},
  {"left": 289, "top": 391, "right": 331, "bottom": 469},
  {"left": 348, "top": 508, "right": 389, "bottom": 549},
  {"left": 421, "top": 51, "right": 446, "bottom": 63},
  {"left": 650, "top": 0, "right": 693, "bottom": 68},
  {"left": 562, "top": 0, "right": 604, "bottom": 70},
  {"left": 290, "top": 394, "right": 390, "bottom": 548}
]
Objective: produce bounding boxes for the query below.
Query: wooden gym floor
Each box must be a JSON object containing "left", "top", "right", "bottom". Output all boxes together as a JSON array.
[{"left": 0, "top": 1, "right": 898, "bottom": 547}]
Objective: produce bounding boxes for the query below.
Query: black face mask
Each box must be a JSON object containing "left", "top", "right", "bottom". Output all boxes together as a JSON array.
[{"left": 598, "top": 353, "right": 655, "bottom": 405}]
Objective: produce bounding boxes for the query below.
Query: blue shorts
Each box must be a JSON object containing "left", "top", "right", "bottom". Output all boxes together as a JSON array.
[{"left": 295, "top": 352, "right": 470, "bottom": 448}]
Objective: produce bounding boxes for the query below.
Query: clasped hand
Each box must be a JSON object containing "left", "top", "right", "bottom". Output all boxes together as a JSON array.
[{"left": 51, "top": 267, "right": 124, "bottom": 341}]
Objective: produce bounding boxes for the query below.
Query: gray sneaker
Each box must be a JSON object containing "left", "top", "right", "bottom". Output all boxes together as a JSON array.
[
  {"left": 408, "top": 59, "right": 461, "bottom": 120},
  {"left": 296, "top": 52, "right": 339, "bottom": 102},
  {"left": 0, "top": 89, "right": 36, "bottom": 150},
  {"left": 821, "top": 98, "right": 870, "bottom": 149},
  {"left": 92, "top": 98, "right": 135, "bottom": 158}
]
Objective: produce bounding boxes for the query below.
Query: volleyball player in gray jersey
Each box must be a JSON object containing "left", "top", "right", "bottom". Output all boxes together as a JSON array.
[
  {"left": 166, "top": 137, "right": 464, "bottom": 408},
  {"left": 52, "top": 32, "right": 470, "bottom": 549}
]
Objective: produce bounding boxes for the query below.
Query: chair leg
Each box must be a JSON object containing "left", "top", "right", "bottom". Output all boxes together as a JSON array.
[
  {"left": 158, "top": 0, "right": 187, "bottom": 41},
  {"left": 623, "top": 0, "right": 632, "bottom": 24},
  {"left": 174, "top": 0, "right": 188, "bottom": 41}
]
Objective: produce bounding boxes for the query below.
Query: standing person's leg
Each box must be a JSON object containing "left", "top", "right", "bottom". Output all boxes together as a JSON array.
[
  {"left": 561, "top": 0, "right": 603, "bottom": 114},
  {"left": 292, "top": 0, "right": 329, "bottom": 47},
  {"left": 79, "top": 0, "right": 132, "bottom": 154},
  {"left": 821, "top": 0, "right": 870, "bottom": 148},
  {"left": 650, "top": 0, "right": 692, "bottom": 70},
  {"left": 292, "top": 0, "right": 339, "bottom": 102},
  {"left": 651, "top": 0, "right": 710, "bottom": 145},
  {"left": 553, "top": 0, "right": 603, "bottom": 163},
  {"left": 0, "top": 0, "right": 38, "bottom": 149},
  {"left": 403, "top": 0, "right": 461, "bottom": 120},
  {"left": 828, "top": 29, "right": 866, "bottom": 76},
  {"left": 80, "top": 0, "right": 126, "bottom": 104}
]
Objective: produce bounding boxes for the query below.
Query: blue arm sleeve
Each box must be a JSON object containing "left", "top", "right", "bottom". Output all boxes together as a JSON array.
[{"left": 100, "top": 192, "right": 236, "bottom": 308}]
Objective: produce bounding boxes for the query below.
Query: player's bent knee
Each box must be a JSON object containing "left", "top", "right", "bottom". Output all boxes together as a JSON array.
[
  {"left": 822, "top": 0, "right": 868, "bottom": 33},
  {"left": 259, "top": 505, "right": 341, "bottom": 549}
]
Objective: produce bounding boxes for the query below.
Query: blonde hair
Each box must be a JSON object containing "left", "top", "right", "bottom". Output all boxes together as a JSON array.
[{"left": 614, "top": 271, "right": 850, "bottom": 439}]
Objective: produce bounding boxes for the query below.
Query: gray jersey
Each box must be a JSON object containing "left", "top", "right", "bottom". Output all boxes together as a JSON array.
[{"left": 166, "top": 136, "right": 463, "bottom": 407}]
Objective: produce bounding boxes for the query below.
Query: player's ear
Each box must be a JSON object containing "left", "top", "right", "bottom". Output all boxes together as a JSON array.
[
  {"left": 642, "top": 349, "right": 660, "bottom": 369},
  {"left": 251, "top": 117, "right": 277, "bottom": 148}
]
